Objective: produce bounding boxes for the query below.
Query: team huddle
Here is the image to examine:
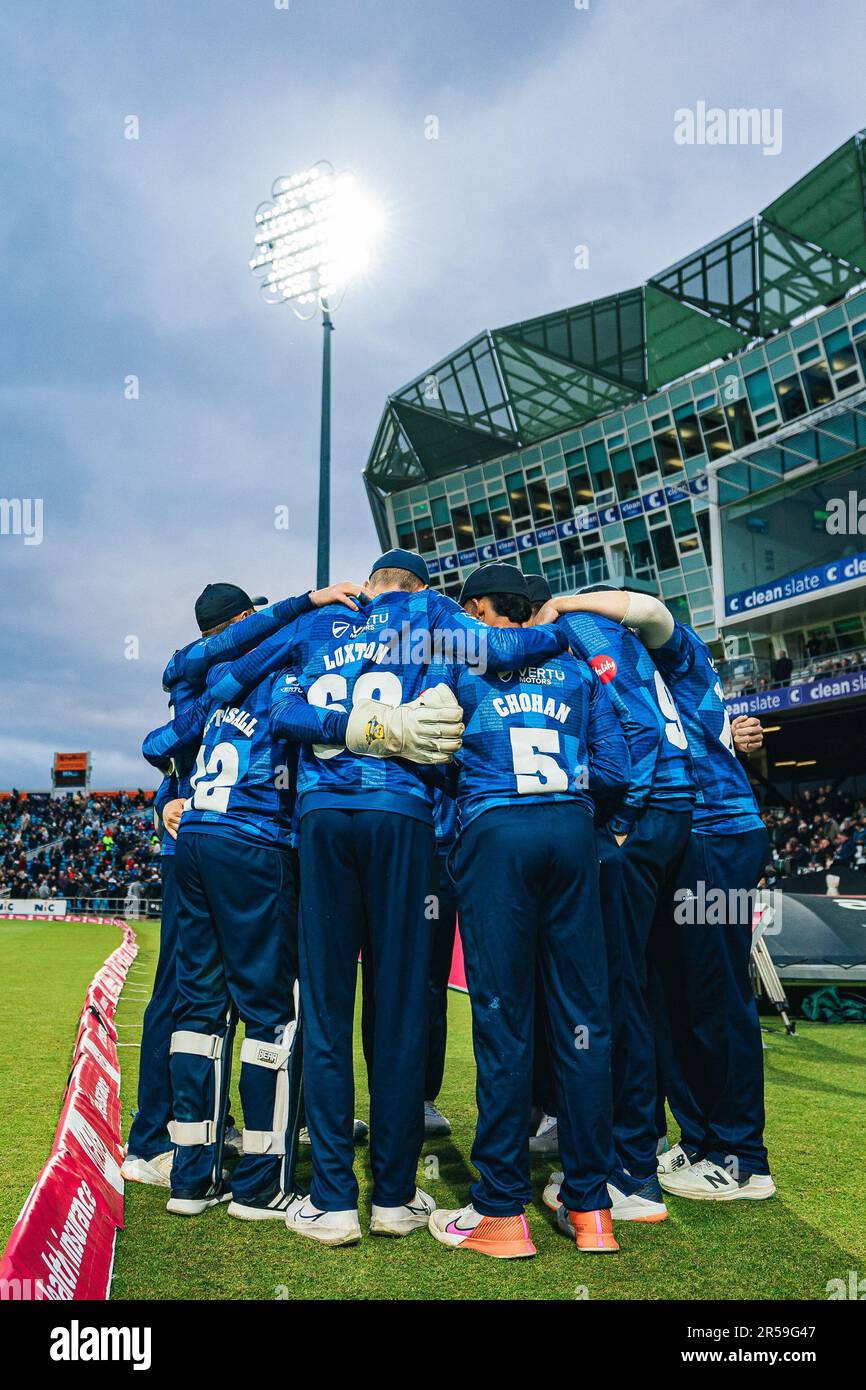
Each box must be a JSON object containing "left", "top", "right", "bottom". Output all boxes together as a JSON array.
[{"left": 122, "top": 547, "right": 773, "bottom": 1259}]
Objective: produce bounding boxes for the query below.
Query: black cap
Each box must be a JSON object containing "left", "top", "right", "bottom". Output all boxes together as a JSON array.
[
  {"left": 370, "top": 548, "right": 430, "bottom": 586},
  {"left": 458, "top": 562, "right": 530, "bottom": 605},
  {"left": 194, "top": 583, "right": 267, "bottom": 633},
  {"left": 525, "top": 575, "right": 552, "bottom": 605}
]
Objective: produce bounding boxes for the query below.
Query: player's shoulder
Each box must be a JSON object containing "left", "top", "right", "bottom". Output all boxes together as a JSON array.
[{"left": 162, "top": 638, "right": 197, "bottom": 689}]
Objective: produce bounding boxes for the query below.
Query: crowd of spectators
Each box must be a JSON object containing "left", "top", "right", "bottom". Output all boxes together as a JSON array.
[
  {"left": 763, "top": 784, "right": 866, "bottom": 879},
  {"left": 0, "top": 790, "right": 161, "bottom": 909},
  {"left": 722, "top": 643, "right": 866, "bottom": 698}
]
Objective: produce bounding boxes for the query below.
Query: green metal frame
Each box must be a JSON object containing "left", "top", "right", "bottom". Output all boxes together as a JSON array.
[{"left": 366, "top": 129, "right": 866, "bottom": 494}]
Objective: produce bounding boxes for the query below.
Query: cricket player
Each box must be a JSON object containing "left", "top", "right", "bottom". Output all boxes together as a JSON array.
[
  {"left": 123, "top": 579, "right": 363, "bottom": 1186},
  {"left": 569, "top": 591, "right": 775, "bottom": 1200},
  {"left": 272, "top": 548, "right": 570, "bottom": 1247},
  {"left": 534, "top": 584, "right": 695, "bottom": 1221},
  {"left": 428, "top": 564, "right": 630, "bottom": 1257},
  {"left": 140, "top": 587, "right": 457, "bottom": 1219}
]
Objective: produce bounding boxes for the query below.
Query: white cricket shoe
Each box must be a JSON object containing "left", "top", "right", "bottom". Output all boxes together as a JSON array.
[
  {"left": 660, "top": 1158, "right": 776, "bottom": 1201},
  {"left": 227, "top": 1189, "right": 294, "bottom": 1221},
  {"left": 657, "top": 1141, "right": 693, "bottom": 1176},
  {"left": 370, "top": 1187, "right": 436, "bottom": 1237},
  {"left": 528, "top": 1113, "right": 559, "bottom": 1154},
  {"left": 166, "top": 1183, "right": 232, "bottom": 1217},
  {"left": 121, "top": 1151, "right": 174, "bottom": 1188},
  {"left": 424, "top": 1101, "right": 452, "bottom": 1137},
  {"left": 285, "top": 1195, "right": 361, "bottom": 1246}
]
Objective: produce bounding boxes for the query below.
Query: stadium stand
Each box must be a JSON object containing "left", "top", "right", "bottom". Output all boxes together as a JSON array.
[
  {"left": 763, "top": 784, "right": 866, "bottom": 879},
  {"left": 0, "top": 790, "right": 161, "bottom": 911}
]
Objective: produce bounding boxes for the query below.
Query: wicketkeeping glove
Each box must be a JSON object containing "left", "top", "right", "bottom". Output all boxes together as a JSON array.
[{"left": 345, "top": 683, "right": 464, "bottom": 764}]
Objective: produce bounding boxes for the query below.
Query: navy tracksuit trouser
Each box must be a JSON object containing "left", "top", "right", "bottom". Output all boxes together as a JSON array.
[
  {"left": 172, "top": 831, "right": 299, "bottom": 1202},
  {"left": 299, "top": 807, "right": 435, "bottom": 1212},
  {"left": 651, "top": 827, "right": 771, "bottom": 1176},
  {"left": 599, "top": 805, "right": 692, "bottom": 1181},
  {"left": 127, "top": 856, "right": 177, "bottom": 1159},
  {"left": 452, "top": 802, "right": 614, "bottom": 1217},
  {"left": 359, "top": 847, "right": 457, "bottom": 1104}
]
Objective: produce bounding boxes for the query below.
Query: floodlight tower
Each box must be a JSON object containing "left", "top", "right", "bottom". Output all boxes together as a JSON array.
[{"left": 249, "top": 162, "right": 382, "bottom": 587}]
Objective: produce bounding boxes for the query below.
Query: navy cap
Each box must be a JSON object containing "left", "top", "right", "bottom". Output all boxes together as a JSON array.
[
  {"left": 525, "top": 575, "right": 552, "bottom": 605},
  {"left": 369, "top": 548, "right": 429, "bottom": 586},
  {"left": 458, "top": 562, "right": 530, "bottom": 605},
  {"left": 195, "top": 583, "right": 267, "bottom": 633}
]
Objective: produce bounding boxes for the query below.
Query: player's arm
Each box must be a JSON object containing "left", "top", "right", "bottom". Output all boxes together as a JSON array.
[
  {"left": 535, "top": 590, "right": 675, "bottom": 649},
  {"left": 270, "top": 674, "right": 464, "bottom": 765},
  {"left": 142, "top": 691, "right": 209, "bottom": 771},
  {"left": 181, "top": 582, "right": 369, "bottom": 689},
  {"left": 428, "top": 591, "right": 568, "bottom": 671},
  {"left": 205, "top": 620, "right": 310, "bottom": 705},
  {"left": 585, "top": 669, "right": 632, "bottom": 808}
]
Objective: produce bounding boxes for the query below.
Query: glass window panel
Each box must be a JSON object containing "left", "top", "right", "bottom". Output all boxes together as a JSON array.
[
  {"left": 632, "top": 439, "right": 657, "bottom": 478},
  {"left": 397, "top": 521, "right": 417, "bottom": 550},
  {"left": 431, "top": 497, "right": 450, "bottom": 527},
  {"left": 651, "top": 524, "right": 679, "bottom": 572},
  {"left": 490, "top": 494, "right": 513, "bottom": 540},
  {"left": 568, "top": 465, "right": 593, "bottom": 506},
  {"left": 551, "top": 486, "right": 573, "bottom": 522},
  {"left": 744, "top": 369, "right": 774, "bottom": 413},
  {"left": 415, "top": 519, "right": 435, "bottom": 552},
  {"left": 450, "top": 504, "right": 474, "bottom": 546},
  {"left": 470, "top": 499, "right": 492, "bottom": 540},
  {"left": 654, "top": 427, "right": 683, "bottom": 474},
  {"left": 505, "top": 471, "right": 530, "bottom": 520},
  {"left": 528, "top": 477, "right": 553, "bottom": 523},
  {"left": 801, "top": 362, "right": 834, "bottom": 410},
  {"left": 776, "top": 375, "right": 807, "bottom": 422}
]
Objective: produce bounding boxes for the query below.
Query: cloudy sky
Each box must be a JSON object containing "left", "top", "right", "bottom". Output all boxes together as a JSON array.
[{"left": 1, "top": 0, "right": 864, "bottom": 787}]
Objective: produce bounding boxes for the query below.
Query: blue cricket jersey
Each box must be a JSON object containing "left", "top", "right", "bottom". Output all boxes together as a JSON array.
[
  {"left": 446, "top": 651, "right": 631, "bottom": 832},
  {"left": 558, "top": 612, "right": 695, "bottom": 832},
  {"left": 143, "top": 616, "right": 350, "bottom": 849},
  {"left": 155, "top": 593, "right": 316, "bottom": 840},
  {"left": 652, "top": 623, "right": 764, "bottom": 836},
  {"left": 270, "top": 589, "right": 570, "bottom": 824}
]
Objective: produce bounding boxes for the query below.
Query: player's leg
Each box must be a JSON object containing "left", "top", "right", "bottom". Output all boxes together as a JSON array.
[
  {"left": 660, "top": 828, "right": 774, "bottom": 1200},
  {"left": 600, "top": 808, "right": 691, "bottom": 1183},
  {"left": 200, "top": 839, "right": 302, "bottom": 1219},
  {"left": 429, "top": 806, "right": 536, "bottom": 1259},
  {"left": 167, "top": 834, "right": 236, "bottom": 1215},
  {"left": 355, "top": 810, "right": 436, "bottom": 1235},
  {"left": 123, "top": 854, "right": 178, "bottom": 1185},
  {"left": 424, "top": 847, "right": 457, "bottom": 1136},
  {"left": 287, "top": 808, "right": 364, "bottom": 1244},
  {"left": 536, "top": 805, "right": 619, "bottom": 1252}
]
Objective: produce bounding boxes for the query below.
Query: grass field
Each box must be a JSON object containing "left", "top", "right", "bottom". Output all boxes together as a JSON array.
[{"left": 3, "top": 918, "right": 866, "bottom": 1301}]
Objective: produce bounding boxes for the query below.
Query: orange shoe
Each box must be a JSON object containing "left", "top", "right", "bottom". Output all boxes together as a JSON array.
[
  {"left": 557, "top": 1204, "right": 619, "bottom": 1252},
  {"left": 428, "top": 1203, "right": 536, "bottom": 1259}
]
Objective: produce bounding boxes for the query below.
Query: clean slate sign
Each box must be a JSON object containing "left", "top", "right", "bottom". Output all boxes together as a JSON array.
[
  {"left": 726, "top": 667, "right": 866, "bottom": 718},
  {"left": 724, "top": 552, "right": 866, "bottom": 619}
]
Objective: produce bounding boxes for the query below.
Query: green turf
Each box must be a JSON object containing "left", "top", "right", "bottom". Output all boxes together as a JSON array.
[
  {"left": 4, "top": 919, "right": 866, "bottom": 1299},
  {"left": 0, "top": 919, "right": 123, "bottom": 1238}
]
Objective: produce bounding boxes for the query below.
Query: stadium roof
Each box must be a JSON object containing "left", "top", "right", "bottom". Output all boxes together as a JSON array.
[{"left": 365, "top": 129, "right": 866, "bottom": 495}]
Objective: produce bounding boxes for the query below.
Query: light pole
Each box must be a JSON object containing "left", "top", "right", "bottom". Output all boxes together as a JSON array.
[{"left": 249, "top": 162, "right": 382, "bottom": 587}]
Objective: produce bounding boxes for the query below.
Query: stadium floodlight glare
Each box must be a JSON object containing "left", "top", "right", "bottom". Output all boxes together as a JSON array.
[{"left": 249, "top": 162, "right": 383, "bottom": 587}]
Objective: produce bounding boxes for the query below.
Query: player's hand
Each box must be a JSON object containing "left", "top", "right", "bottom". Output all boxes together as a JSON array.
[
  {"left": 162, "top": 798, "right": 187, "bottom": 840},
  {"left": 309, "top": 581, "right": 372, "bottom": 612},
  {"left": 533, "top": 599, "right": 562, "bottom": 626},
  {"left": 731, "top": 715, "right": 763, "bottom": 754},
  {"left": 345, "top": 684, "right": 464, "bottom": 764}
]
